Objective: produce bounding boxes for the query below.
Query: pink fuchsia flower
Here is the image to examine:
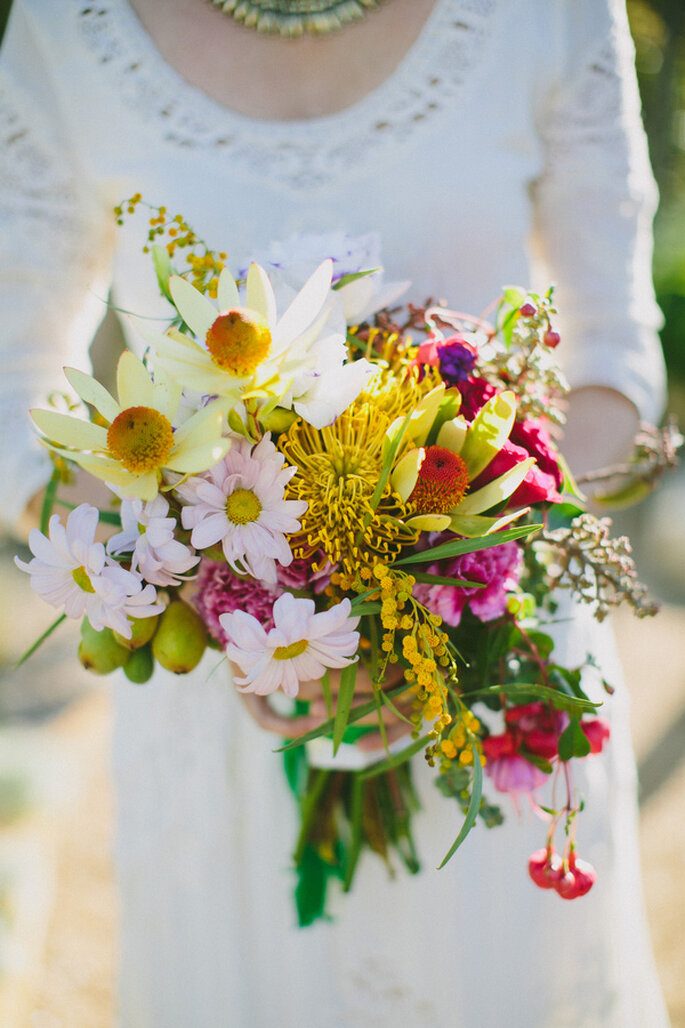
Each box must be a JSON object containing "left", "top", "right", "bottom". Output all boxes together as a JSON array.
[
  {"left": 177, "top": 434, "right": 307, "bottom": 585},
  {"left": 15, "top": 503, "right": 163, "bottom": 638},
  {"left": 192, "top": 559, "right": 282, "bottom": 647},
  {"left": 580, "top": 718, "right": 611, "bottom": 754},
  {"left": 221, "top": 593, "right": 360, "bottom": 698},
  {"left": 488, "top": 753, "right": 548, "bottom": 795},
  {"left": 413, "top": 540, "right": 523, "bottom": 627},
  {"left": 107, "top": 495, "right": 199, "bottom": 587}
]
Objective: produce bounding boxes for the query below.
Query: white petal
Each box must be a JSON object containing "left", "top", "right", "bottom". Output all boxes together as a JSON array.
[
  {"left": 272, "top": 260, "right": 333, "bottom": 351},
  {"left": 30, "top": 409, "right": 108, "bottom": 451},
  {"left": 217, "top": 267, "right": 240, "bottom": 310},
  {"left": 245, "top": 263, "right": 277, "bottom": 324}
]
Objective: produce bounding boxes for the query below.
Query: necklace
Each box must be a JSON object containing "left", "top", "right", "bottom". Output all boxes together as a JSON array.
[{"left": 210, "top": 0, "right": 385, "bottom": 37}]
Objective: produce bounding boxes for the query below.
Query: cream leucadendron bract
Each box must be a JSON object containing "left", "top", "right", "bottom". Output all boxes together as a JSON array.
[{"left": 147, "top": 260, "right": 375, "bottom": 430}]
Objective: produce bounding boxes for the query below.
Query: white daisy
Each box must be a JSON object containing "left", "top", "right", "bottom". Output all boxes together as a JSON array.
[
  {"left": 15, "top": 504, "right": 164, "bottom": 638},
  {"left": 221, "top": 593, "right": 360, "bottom": 698},
  {"left": 107, "top": 495, "right": 200, "bottom": 587},
  {"left": 176, "top": 434, "right": 307, "bottom": 584},
  {"left": 30, "top": 351, "right": 231, "bottom": 501}
]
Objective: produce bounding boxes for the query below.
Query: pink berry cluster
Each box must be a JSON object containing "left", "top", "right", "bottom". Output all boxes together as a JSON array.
[
  {"left": 528, "top": 844, "right": 596, "bottom": 900},
  {"left": 518, "top": 300, "right": 560, "bottom": 348}
]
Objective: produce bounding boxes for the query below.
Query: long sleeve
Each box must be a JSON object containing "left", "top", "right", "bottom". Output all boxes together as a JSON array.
[
  {"left": 0, "top": 3, "right": 114, "bottom": 530},
  {"left": 529, "top": 0, "right": 666, "bottom": 425}
]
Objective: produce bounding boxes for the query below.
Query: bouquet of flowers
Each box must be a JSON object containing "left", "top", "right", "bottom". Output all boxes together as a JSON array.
[{"left": 16, "top": 199, "right": 679, "bottom": 925}]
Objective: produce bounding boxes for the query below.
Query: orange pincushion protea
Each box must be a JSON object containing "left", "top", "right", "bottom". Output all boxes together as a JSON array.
[{"left": 409, "top": 446, "right": 469, "bottom": 515}]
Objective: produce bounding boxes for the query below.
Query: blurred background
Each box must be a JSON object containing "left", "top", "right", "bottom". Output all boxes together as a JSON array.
[{"left": 0, "top": 1, "right": 684, "bottom": 1024}]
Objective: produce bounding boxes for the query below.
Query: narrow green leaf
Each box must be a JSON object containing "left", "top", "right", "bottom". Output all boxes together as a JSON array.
[
  {"left": 332, "top": 662, "right": 359, "bottom": 754},
  {"left": 394, "top": 523, "right": 541, "bottom": 566},
  {"left": 332, "top": 268, "right": 379, "bottom": 291},
  {"left": 151, "top": 244, "right": 173, "bottom": 302},
  {"left": 14, "top": 613, "right": 67, "bottom": 669},
  {"left": 40, "top": 467, "right": 61, "bottom": 535},
  {"left": 320, "top": 670, "right": 333, "bottom": 720},
  {"left": 464, "top": 682, "right": 599, "bottom": 715},
  {"left": 503, "top": 286, "right": 525, "bottom": 309},
  {"left": 360, "top": 733, "right": 432, "bottom": 780},
  {"left": 349, "top": 600, "right": 383, "bottom": 616},
  {"left": 438, "top": 743, "right": 483, "bottom": 868},
  {"left": 275, "top": 682, "right": 410, "bottom": 752},
  {"left": 411, "top": 572, "right": 486, "bottom": 588}
]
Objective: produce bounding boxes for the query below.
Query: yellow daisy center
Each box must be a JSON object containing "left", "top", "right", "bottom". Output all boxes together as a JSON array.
[
  {"left": 72, "top": 566, "right": 95, "bottom": 593},
  {"left": 226, "top": 488, "right": 262, "bottom": 525},
  {"left": 107, "top": 406, "right": 174, "bottom": 474},
  {"left": 205, "top": 308, "right": 271, "bottom": 377},
  {"left": 273, "top": 640, "right": 308, "bottom": 660}
]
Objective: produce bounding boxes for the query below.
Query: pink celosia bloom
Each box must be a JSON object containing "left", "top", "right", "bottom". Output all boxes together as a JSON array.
[
  {"left": 413, "top": 541, "right": 523, "bottom": 627},
  {"left": 193, "top": 559, "right": 282, "bottom": 647},
  {"left": 107, "top": 495, "right": 199, "bottom": 587},
  {"left": 221, "top": 593, "right": 360, "bottom": 698},
  {"left": 15, "top": 503, "right": 163, "bottom": 638},
  {"left": 177, "top": 434, "right": 308, "bottom": 585}
]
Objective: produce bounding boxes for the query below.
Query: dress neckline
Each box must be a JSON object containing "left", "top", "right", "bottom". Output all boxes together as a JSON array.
[
  {"left": 75, "top": 0, "right": 499, "bottom": 189},
  {"left": 109, "top": 0, "right": 449, "bottom": 131}
]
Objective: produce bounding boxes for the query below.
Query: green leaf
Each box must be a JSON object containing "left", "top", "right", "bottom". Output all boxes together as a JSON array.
[
  {"left": 558, "top": 715, "right": 592, "bottom": 761},
  {"left": 393, "top": 523, "right": 541, "bottom": 566},
  {"left": 332, "top": 268, "right": 379, "bottom": 291},
  {"left": 503, "top": 286, "right": 525, "bottom": 309},
  {"left": 411, "top": 572, "right": 486, "bottom": 588},
  {"left": 151, "top": 244, "right": 174, "bottom": 302},
  {"left": 348, "top": 600, "right": 383, "bottom": 616},
  {"left": 438, "top": 743, "right": 483, "bottom": 868},
  {"left": 359, "top": 733, "right": 432, "bottom": 780},
  {"left": 14, "top": 613, "right": 67, "bottom": 669},
  {"left": 40, "top": 467, "right": 61, "bottom": 536},
  {"left": 276, "top": 682, "right": 410, "bottom": 752},
  {"left": 332, "top": 662, "right": 358, "bottom": 755},
  {"left": 465, "top": 682, "right": 599, "bottom": 716}
]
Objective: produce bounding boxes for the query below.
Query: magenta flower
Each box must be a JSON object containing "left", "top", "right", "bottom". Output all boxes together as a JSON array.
[
  {"left": 193, "top": 559, "right": 282, "bottom": 647},
  {"left": 413, "top": 541, "right": 523, "bottom": 627}
]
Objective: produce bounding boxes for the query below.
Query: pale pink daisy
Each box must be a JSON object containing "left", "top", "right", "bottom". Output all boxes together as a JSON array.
[
  {"left": 177, "top": 434, "right": 307, "bottom": 584},
  {"left": 221, "top": 593, "right": 360, "bottom": 698},
  {"left": 15, "top": 503, "right": 164, "bottom": 638},
  {"left": 107, "top": 495, "right": 200, "bottom": 587}
]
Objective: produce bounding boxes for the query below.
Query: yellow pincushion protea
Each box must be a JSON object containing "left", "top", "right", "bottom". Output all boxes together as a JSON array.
[{"left": 31, "top": 351, "right": 231, "bottom": 501}]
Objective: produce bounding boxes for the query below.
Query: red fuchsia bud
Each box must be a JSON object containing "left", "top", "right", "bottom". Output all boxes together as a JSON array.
[
  {"left": 543, "top": 329, "right": 561, "bottom": 348},
  {"left": 568, "top": 850, "right": 597, "bottom": 897},
  {"left": 528, "top": 847, "right": 564, "bottom": 890},
  {"left": 580, "top": 718, "right": 611, "bottom": 754},
  {"left": 555, "top": 851, "right": 597, "bottom": 899},
  {"left": 519, "top": 302, "right": 537, "bottom": 317}
]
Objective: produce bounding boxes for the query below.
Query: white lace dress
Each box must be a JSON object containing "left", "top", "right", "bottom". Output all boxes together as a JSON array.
[{"left": 0, "top": 1, "right": 670, "bottom": 1024}]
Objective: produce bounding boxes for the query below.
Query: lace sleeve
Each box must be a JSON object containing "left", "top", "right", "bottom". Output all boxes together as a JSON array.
[
  {"left": 530, "top": 0, "right": 666, "bottom": 424},
  {"left": 0, "top": 4, "right": 114, "bottom": 530}
]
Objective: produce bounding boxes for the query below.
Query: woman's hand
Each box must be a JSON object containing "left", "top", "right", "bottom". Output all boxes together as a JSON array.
[{"left": 236, "top": 663, "right": 415, "bottom": 753}]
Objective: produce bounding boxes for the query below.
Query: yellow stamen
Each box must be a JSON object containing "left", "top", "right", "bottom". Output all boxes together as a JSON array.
[
  {"left": 72, "top": 566, "right": 95, "bottom": 593},
  {"left": 205, "top": 308, "right": 271, "bottom": 377},
  {"left": 107, "top": 406, "right": 174, "bottom": 474},
  {"left": 273, "top": 639, "right": 308, "bottom": 660},
  {"left": 225, "top": 488, "right": 262, "bottom": 525}
]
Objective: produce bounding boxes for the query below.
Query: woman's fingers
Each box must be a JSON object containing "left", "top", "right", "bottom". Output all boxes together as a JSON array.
[{"left": 238, "top": 692, "right": 323, "bottom": 738}]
